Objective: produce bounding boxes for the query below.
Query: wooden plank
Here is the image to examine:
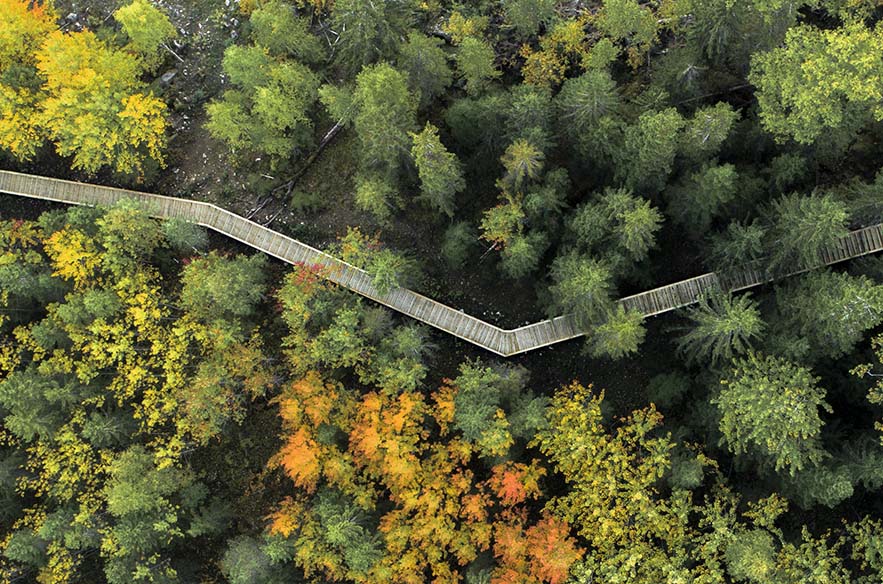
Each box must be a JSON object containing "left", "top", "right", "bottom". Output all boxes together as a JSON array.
[{"left": 4, "top": 169, "right": 883, "bottom": 357}]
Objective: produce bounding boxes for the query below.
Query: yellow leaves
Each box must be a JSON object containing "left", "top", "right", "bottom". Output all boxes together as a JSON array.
[
  {"left": 0, "top": 0, "right": 55, "bottom": 69},
  {"left": 431, "top": 381, "right": 456, "bottom": 435},
  {"left": 443, "top": 11, "right": 489, "bottom": 44},
  {"left": 520, "top": 18, "right": 592, "bottom": 87},
  {"left": 35, "top": 29, "right": 166, "bottom": 175},
  {"left": 0, "top": 85, "right": 43, "bottom": 161},
  {"left": 268, "top": 496, "right": 306, "bottom": 537},
  {"left": 117, "top": 92, "right": 168, "bottom": 173},
  {"left": 44, "top": 229, "right": 102, "bottom": 289}
]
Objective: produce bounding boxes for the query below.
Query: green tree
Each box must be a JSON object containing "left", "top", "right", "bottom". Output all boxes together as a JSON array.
[
  {"left": 114, "top": 0, "right": 176, "bottom": 71},
  {"left": 410, "top": 122, "right": 465, "bottom": 217},
  {"left": 714, "top": 352, "right": 831, "bottom": 475},
  {"left": 447, "top": 361, "right": 545, "bottom": 457},
  {"left": 96, "top": 200, "right": 165, "bottom": 272},
  {"left": 680, "top": 102, "right": 740, "bottom": 162},
  {"left": 352, "top": 63, "right": 418, "bottom": 185},
  {"left": 677, "top": 291, "right": 765, "bottom": 366},
  {"left": 749, "top": 22, "right": 883, "bottom": 144},
  {"left": 330, "top": 0, "right": 413, "bottom": 73},
  {"left": 555, "top": 70, "right": 620, "bottom": 142},
  {"left": 568, "top": 188, "right": 663, "bottom": 265},
  {"left": 180, "top": 252, "right": 268, "bottom": 323},
  {"left": 710, "top": 220, "right": 767, "bottom": 274},
  {"left": 775, "top": 270, "right": 883, "bottom": 360},
  {"left": 616, "top": 108, "right": 685, "bottom": 193},
  {"left": 220, "top": 536, "right": 289, "bottom": 584},
  {"left": 249, "top": 0, "right": 323, "bottom": 62},
  {"left": 206, "top": 46, "right": 320, "bottom": 164},
  {"left": 354, "top": 174, "right": 398, "bottom": 222},
  {"left": 765, "top": 193, "right": 848, "bottom": 271},
  {"left": 398, "top": 32, "right": 452, "bottom": 108},
  {"left": 668, "top": 163, "right": 739, "bottom": 236},
  {"left": 455, "top": 37, "right": 501, "bottom": 95},
  {"left": 504, "top": 84, "right": 554, "bottom": 150},
  {"left": 500, "top": 139, "right": 545, "bottom": 192},
  {"left": 102, "top": 446, "right": 215, "bottom": 584},
  {"left": 725, "top": 529, "right": 778, "bottom": 583},
  {"left": 548, "top": 252, "right": 615, "bottom": 327},
  {"left": 595, "top": 0, "right": 659, "bottom": 65},
  {"left": 441, "top": 222, "right": 475, "bottom": 268},
  {"left": 503, "top": 0, "right": 556, "bottom": 38},
  {"left": 603, "top": 188, "right": 664, "bottom": 262},
  {"left": 500, "top": 231, "right": 548, "bottom": 278},
  {"left": 161, "top": 219, "right": 208, "bottom": 254},
  {"left": 367, "top": 249, "right": 413, "bottom": 296},
  {"left": 587, "top": 305, "right": 646, "bottom": 359}
]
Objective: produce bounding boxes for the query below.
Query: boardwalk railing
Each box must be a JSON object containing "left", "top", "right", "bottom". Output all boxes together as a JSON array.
[{"left": 2, "top": 170, "right": 882, "bottom": 356}]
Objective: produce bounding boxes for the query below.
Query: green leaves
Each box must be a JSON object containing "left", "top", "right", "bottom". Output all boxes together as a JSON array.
[
  {"left": 750, "top": 22, "right": 883, "bottom": 144},
  {"left": 766, "top": 193, "right": 849, "bottom": 272},
  {"left": 410, "top": 123, "right": 465, "bottom": 217},
  {"left": 676, "top": 291, "right": 765, "bottom": 366},
  {"left": 114, "top": 0, "right": 176, "bottom": 71},
  {"left": 715, "top": 352, "right": 831, "bottom": 475},
  {"left": 548, "top": 252, "right": 615, "bottom": 327},
  {"left": 206, "top": 43, "right": 320, "bottom": 164},
  {"left": 455, "top": 38, "right": 501, "bottom": 95}
]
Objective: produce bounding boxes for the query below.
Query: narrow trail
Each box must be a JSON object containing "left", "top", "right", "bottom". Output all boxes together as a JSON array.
[{"left": 2, "top": 170, "right": 882, "bottom": 356}]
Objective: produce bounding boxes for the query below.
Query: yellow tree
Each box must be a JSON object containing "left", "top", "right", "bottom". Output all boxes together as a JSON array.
[
  {"left": 0, "top": 0, "right": 55, "bottom": 160},
  {"left": 36, "top": 30, "right": 167, "bottom": 176}
]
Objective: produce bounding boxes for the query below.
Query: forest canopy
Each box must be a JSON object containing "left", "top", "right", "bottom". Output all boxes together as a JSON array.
[{"left": 5, "top": 0, "right": 883, "bottom": 583}]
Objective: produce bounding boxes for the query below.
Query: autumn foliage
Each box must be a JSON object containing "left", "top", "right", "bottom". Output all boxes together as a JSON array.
[{"left": 267, "top": 271, "right": 583, "bottom": 583}]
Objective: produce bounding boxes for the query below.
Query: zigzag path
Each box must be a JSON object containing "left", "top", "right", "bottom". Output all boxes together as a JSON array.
[{"left": 2, "top": 170, "right": 882, "bottom": 356}]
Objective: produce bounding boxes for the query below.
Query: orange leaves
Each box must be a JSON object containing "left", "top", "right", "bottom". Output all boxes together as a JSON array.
[
  {"left": 349, "top": 391, "right": 426, "bottom": 493},
  {"left": 492, "top": 512, "right": 583, "bottom": 584},
  {"left": 525, "top": 516, "right": 584, "bottom": 584},
  {"left": 486, "top": 461, "right": 546, "bottom": 507},
  {"left": 287, "top": 370, "right": 339, "bottom": 427},
  {"left": 277, "top": 427, "right": 322, "bottom": 492},
  {"left": 273, "top": 371, "right": 354, "bottom": 493}
]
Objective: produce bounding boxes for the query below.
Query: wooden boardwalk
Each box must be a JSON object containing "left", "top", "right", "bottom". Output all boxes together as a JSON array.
[{"left": 2, "top": 170, "right": 882, "bottom": 357}]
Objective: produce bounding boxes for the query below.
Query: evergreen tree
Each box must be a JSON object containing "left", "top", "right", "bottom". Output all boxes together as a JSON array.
[
  {"left": 765, "top": 193, "right": 848, "bottom": 271},
  {"left": 775, "top": 270, "right": 883, "bottom": 360},
  {"left": 330, "top": 0, "right": 413, "bottom": 73},
  {"left": 715, "top": 352, "right": 831, "bottom": 475},
  {"left": 668, "top": 163, "right": 739, "bottom": 236},
  {"left": 249, "top": 0, "right": 323, "bottom": 62},
  {"left": 677, "top": 291, "right": 765, "bottom": 366},
  {"left": 410, "top": 123, "right": 465, "bottom": 217},
  {"left": 587, "top": 305, "right": 646, "bottom": 359},
  {"left": 548, "top": 252, "right": 615, "bottom": 327},
  {"left": 455, "top": 37, "right": 501, "bottom": 95},
  {"left": 352, "top": 63, "right": 419, "bottom": 187},
  {"left": 616, "top": 108, "right": 685, "bottom": 193},
  {"left": 397, "top": 32, "right": 452, "bottom": 108}
]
